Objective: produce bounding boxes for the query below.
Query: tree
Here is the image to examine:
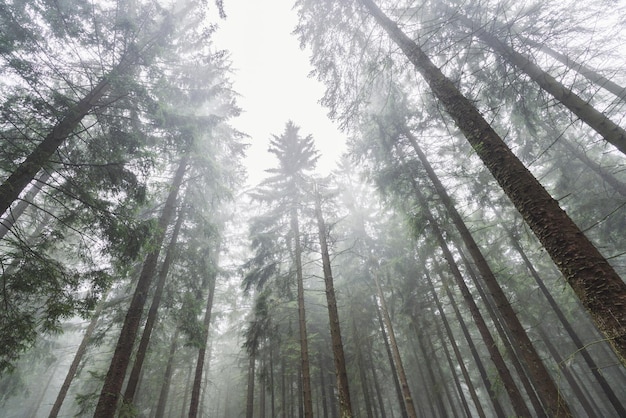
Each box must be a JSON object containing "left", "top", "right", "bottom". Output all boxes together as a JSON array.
[
  {"left": 349, "top": 0, "right": 626, "bottom": 371},
  {"left": 313, "top": 182, "right": 353, "bottom": 418},
  {"left": 244, "top": 121, "right": 320, "bottom": 418}
]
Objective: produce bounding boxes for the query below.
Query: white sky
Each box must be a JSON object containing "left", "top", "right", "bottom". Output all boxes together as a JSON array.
[{"left": 212, "top": 1, "right": 347, "bottom": 185}]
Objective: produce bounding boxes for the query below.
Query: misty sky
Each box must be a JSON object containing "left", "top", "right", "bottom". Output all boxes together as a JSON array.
[{"left": 212, "top": 1, "right": 347, "bottom": 184}]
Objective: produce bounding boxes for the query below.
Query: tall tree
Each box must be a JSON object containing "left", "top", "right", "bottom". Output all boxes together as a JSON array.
[
  {"left": 325, "top": 0, "right": 626, "bottom": 371},
  {"left": 313, "top": 182, "right": 353, "bottom": 418},
  {"left": 245, "top": 121, "right": 320, "bottom": 418}
]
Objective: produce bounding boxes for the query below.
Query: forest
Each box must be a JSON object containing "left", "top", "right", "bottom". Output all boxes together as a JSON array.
[{"left": 1, "top": 0, "right": 626, "bottom": 417}]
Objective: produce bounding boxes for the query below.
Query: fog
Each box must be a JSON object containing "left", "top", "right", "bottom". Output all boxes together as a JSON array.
[{"left": 1, "top": 1, "right": 625, "bottom": 417}]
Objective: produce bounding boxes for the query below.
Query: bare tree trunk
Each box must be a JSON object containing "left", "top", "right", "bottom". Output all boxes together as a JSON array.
[
  {"left": 440, "top": 277, "right": 506, "bottom": 417},
  {"left": 366, "top": 347, "right": 388, "bottom": 418},
  {"left": 424, "top": 273, "right": 487, "bottom": 418},
  {"left": 155, "top": 328, "right": 180, "bottom": 418},
  {"left": 360, "top": 0, "right": 626, "bottom": 376},
  {"left": 505, "top": 223, "right": 626, "bottom": 416},
  {"left": 94, "top": 155, "right": 188, "bottom": 417},
  {"left": 314, "top": 185, "right": 353, "bottom": 417},
  {"left": 291, "top": 206, "right": 314, "bottom": 418},
  {"left": 0, "top": 170, "right": 51, "bottom": 241},
  {"left": 352, "top": 318, "right": 374, "bottom": 418},
  {"left": 394, "top": 148, "right": 531, "bottom": 416},
  {"left": 375, "top": 295, "right": 409, "bottom": 418},
  {"left": 124, "top": 206, "right": 185, "bottom": 404},
  {"left": 246, "top": 353, "right": 256, "bottom": 418},
  {"left": 189, "top": 253, "right": 218, "bottom": 418},
  {"left": 518, "top": 33, "right": 626, "bottom": 102},
  {"left": 48, "top": 292, "right": 108, "bottom": 418},
  {"left": 452, "top": 11, "right": 626, "bottom": 154},
  {"left": 374, "top": 276, "right": 418, "bottom": 418}
]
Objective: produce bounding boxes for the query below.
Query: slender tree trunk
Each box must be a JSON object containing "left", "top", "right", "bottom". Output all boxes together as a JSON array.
[
  {"left": 375, "top": 295, "right": 409, "bottom": 418},
  {"left": 48, "top": 292, "right": 108, "bottom": 418},
  {"left": 352, "top": 319, "right": 375, "bottom": 418},
  {"left": 260, "top": 357, "right": 266, "bottom": 418},
  {"left": 536, "top": 327, "right": 600, "bottom": 417},
  {"left": 291, "top": 206, "right": 314, "bottom": 418},
  {"left": 366, "top": 347, "right": 388, "bottom": 418},
  {"left": 505, "top": 223, "right": 626, "bottom": 416},
  {"left": 124, "top": 206, "right": 185, "bottom": 404},
  {"left": 424, "top": 273, "right": 486, "bottom": 418},
  {"left": 452, "top": 11, "right": 626, "bottom": 154},
  {"left": 155, "top": 328, "right": 180, "bottom": 418},
  {"left": 374, "top": 276, "right": 418, "bottom": 418},
  {"left": 360, "top": 0, "right": 626, "bottom": 374},
  {"left": 94, "top": 155, "right": 188, "bottom": 417},
  {"left": 518, "top": 32, "right": 626, "bottom": 102},
  {"left": 189, "top": 253, "right": 218, "bottom": 418},
  {"left": 0, "top": 169, "right": 52, "bottom": 241},
  {"left": 318, "top": 352, "right": 329, "bottom": 418},
  {"left": 270, "top": 345, "right": 276, "bottom": 418},
  {"left": 560, "top": 138, "right": 626, "bottom": 198},
  {"left": 394, "top": 148, "right": 531, "bottom": 416},
  {"left": 440, "top": 279, "right": 506, "bottom": 417},
  {"left": 246, "top": 352, "right": 256, "bottom": 418},
  {"left": 455, "top": 250, "right": 547, "bottom": 418},
  {"left": 314, "top": 186, "right": 353, "bottom": 417},
  {"left": 414, "top": 328, "right": 448, "bottom": 418}
]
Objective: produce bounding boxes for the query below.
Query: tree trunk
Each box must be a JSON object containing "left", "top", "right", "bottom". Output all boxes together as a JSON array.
[
  {"left": 94, "top": 155, "right": 188, "bottom": 417},
  {"left": 440, "top": 277, "right": 506, "bottom": 417},
  {"left": 155, "top": 328, "right": 180, "bottom": 418},
  {"left": 360, "top": 0, "right": 626, "bottom": 374},
  {"left": 48, "top": 292, "right": 108, "bottom": 418},
  {"left": 375, "top": 295, "right": 409, "bottom": 418},
  {"left": 424, "top": 273, "right": 487, "bottom": 418},
  {"left": 352, "top": 318, "right": 375, "bottom": 418},
  {"left": 505, "top": 223, "right": 626, "bottom": 416},
  {"left": 366, "top": 347, "right": 388, "bottom": 418},
  {"left": 124, "top": 206, "right": 185, "bottom": 404},
  {"left": 414, "top": 328, "right": 448, "bottom": 418},
  {"left": 318, "top": 352, "right": 329, "bottom": 418},
  {"left": 395, "top": 148, "right": 532, "bottom": 416},
  {"left": 518, "top": 33, "right": 626, "bottom": 102},
  {"left": 374, "top": 276, "right": 418, "bottom": 418},
  {"left": 291, "top": 206, "right": 314, "bottom": 418},
  {"left": 560, "top": 138, "right": 626, "bottom": 198},
  {"left": 246, "top": 352, "right": 256, "bottom": 418},
  {"left": 189, "top": 252, "right": 218, "bottom": 418},
  {"left": 452, "top": 11, "right": 626, "bottom": 154},
  {"left": 0, "top": 169, "right": 52, "bottom": 241},
  {"left": 314, "top": 186, "right": 353, "bottom": 418}
]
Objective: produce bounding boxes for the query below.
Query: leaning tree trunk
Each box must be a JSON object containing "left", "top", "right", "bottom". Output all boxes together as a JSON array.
[
  {"left": 395, "top": 148, "right": 535, "bottom": 416},
  {"left": 314, "top": 186, "right": 353, "bottom": 418},
  {"left": 450, "top": 11, "right": 626, "bottom": 155},
  {"left": 504, "top": 222, "right": 626, "bottom": 416},
  {"left": 290, "top": 205, "right": 315, "bottom": 418},
  {"left": 424, "top": 273, "right": 487, "bottom": 418},
  {"left": 400, "top": 135, "right": 550, "bottom": 415},
  {"left": 517, "top": 33, "right": 626, "bottom": 102},
  {"left": 0, "top": 169, "right": 51, "bottom": 241},
  {"left": 93, "top": 155, "right": 188, "bottom": 417},
  {"left": 374, "top": 296, "right": 409, "bottom": 418},
  {"left": 189, "top": 250, "right": 218, "bottom": 418},
  {"left": 361, "top": 0, "right": 626, "bottom": 374},
  {"left": 155, "top": 328, "right": 180, "bottom": 418},
  {"left": 48, "top": 292, "right": 108, "bottom": 418},
  {"left": 374, "top": 275, "right": 418, "bottom": 418},
  {"left": 124, "top": 205, "right": 185, "bottom": 404}
]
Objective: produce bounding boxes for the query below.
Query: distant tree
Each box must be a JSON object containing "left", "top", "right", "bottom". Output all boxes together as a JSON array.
[{"left": 244, "top": 121, "right": 319, "bottom": 418}]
